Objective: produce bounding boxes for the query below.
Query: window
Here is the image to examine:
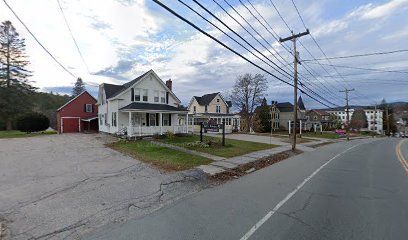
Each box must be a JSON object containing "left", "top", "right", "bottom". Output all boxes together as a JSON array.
[
  {"left": 135, "top": 88, "right": 141, "bottom": 101},
  {"left": 163, "top": 114, "right": 170, "bottom": 126},
  {"left": 149, "top": 114, "right": 156, "bottom": 126},
  {"left": 104, "top": 113, "right": 108, "bottom": 125},
  {"left": 217, "top": 98, "right": 220, "bottom": 102},
  {"left": 313, "top": 116, "right": 318, "bottom": 120},
  {"left": 216, "top": 106, "right": 221, "bottom": 113},
  {"left": 111, "top": 112, "right": 117, "bottom": 127},
  {"left": 205, "top": 105, "right": 208, "bottom": 112},
  {"left": 161, "top": 91, "right": 166, "bottom": 103},
  {"left": 154, "top": 90, "right": 159, "bottom": 103},
  {"left": 193, "top": 106, "right": 196, "bottom": 112},
  {"left": 143, "top": 89, "right": 148, "bottom": 102},
  {"left": 85, "top": 104, "right": 92, "bottom": 113}
]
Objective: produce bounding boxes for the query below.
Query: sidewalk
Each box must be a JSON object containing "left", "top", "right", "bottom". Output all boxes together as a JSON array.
[{"left": 197, "top": 144, "right": 316, "bottom": 175}]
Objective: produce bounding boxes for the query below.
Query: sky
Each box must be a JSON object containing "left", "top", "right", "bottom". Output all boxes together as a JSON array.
[{"left": 1, "top": 0, "right": 407, "bottom": 109}]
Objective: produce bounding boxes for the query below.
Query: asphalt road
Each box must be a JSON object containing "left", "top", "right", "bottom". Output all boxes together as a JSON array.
[{"left": 87, "top": 138, "right": 408, "bottom": 240}]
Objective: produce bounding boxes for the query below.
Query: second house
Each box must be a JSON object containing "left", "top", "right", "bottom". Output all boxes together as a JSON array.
[{"left": 97, "top": 70, "right": 189, "bottom": 137}]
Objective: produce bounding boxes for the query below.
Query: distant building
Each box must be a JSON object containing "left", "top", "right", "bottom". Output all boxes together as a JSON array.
[
  {"left": 326, "top": 107, "right": 383, "bottom": 133},
  {"left": 270, "top": 96, "right": 307, "bottom": 130},
  {"left": 305, "top": 109, "right": 337, "bottom": 131},
  {"left": 187, "top": 92, "right": 240, "bottom": 133}
]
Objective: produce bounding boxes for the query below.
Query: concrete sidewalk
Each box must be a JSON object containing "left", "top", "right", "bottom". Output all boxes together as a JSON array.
[{"left": 197, "top": 144, "right": 316, "bottom": 175}]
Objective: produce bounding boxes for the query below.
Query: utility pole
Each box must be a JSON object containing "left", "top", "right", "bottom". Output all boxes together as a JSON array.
[
  {"left": 280, "top": 29, "right": 309, "bottom": 151},
  {"left": 339, "top": 88, "right": 355, "bottom": 137},
  {"left": 386, "top": 106, "right": 390, "bottom": 136}
]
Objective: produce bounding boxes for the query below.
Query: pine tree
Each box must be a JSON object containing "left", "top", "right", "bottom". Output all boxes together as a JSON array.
[
  {"left": 255, "top": 97, "right": 271, "bottom": 133},
  {"left": 350, "top": 109, "right": 368, "bottom": 130},
  {"left": 0, "top": 21, "right": 35, "bottom": 130},
  {"left": 72, "top": 77, "right": 86, "bottom": 97}
]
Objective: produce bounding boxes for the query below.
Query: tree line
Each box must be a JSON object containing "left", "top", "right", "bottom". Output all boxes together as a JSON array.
[{"left": 0, "top": 20, "right": 84, "bottom": 131}]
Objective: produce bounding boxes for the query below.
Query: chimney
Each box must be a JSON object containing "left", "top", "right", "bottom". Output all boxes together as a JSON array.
[{"left": 166, "top": 79, "right": 172, "bottom": 91}]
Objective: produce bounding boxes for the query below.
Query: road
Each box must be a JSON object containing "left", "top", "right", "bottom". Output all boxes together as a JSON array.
[{"left": 87, "top": 138, "right": 408, "bottom": 240}]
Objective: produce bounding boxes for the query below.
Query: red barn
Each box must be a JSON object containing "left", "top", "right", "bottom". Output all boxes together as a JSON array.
[{"left": 56, "top": 91, "right": 98, "bottom": 133}]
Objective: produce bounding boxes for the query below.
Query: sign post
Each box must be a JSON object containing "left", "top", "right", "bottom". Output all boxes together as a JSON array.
[
  {"left": 200, "top": 122, "right": 203, "bottom": 142},
  {"left": 202, "top": 122, "right": 225, "bottom": 146},
  {"left": 222, "top": 122, "right": 225, "bottom": 146}
]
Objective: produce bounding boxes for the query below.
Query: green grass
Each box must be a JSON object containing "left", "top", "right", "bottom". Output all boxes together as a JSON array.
[
  {"left": 107, "top": 140, "right": 211, "bottom": 171},
  {"left": 160, "top": 135, "right": 278, "bottom": 158},
  {"left": 302, "top": 132, "right": 340, "bottom": 139},
  {"left": 0, "top": 130, "right": 57, "bottom": 139}
]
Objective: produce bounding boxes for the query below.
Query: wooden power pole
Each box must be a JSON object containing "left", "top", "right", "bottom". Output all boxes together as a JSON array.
[
  {"left": 339, "top": 88, "right": 355, "bottom": 133},
  {"left": 280, "top": 29, "right": 309, "bottom": 151}
]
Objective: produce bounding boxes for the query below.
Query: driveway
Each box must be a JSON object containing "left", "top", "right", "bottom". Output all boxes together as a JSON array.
[{"left": 0, "top": 134, "right": 207, "bottom": 239}]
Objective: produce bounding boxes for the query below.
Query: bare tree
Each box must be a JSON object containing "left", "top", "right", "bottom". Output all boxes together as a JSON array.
[{"left": 231, "top": 73, "right": 268, "bottom": 132}]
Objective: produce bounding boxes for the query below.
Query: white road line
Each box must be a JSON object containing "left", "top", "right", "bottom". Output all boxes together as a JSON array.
[{"left": 239, "top": 140, "right": 374, "bottom": 240}]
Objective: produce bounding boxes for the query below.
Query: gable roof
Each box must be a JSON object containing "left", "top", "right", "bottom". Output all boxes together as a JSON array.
[
  {"left": 101, "top": 70, "right": 180, "bottom": 103},
  {"left": 107, "top": 71, "right": 151, "bottom": 99},
  {"left": 193, "top": 92, "right": 219, "bottom": 106},
  {"left": 57, "top": 91, "right": 96, "bottom": 112},
  {"left": 104, "top": 83, "right": 123, "bottom": 99},
  {"left": 276, "top": 102, "right": 294, "bottom": 112}
]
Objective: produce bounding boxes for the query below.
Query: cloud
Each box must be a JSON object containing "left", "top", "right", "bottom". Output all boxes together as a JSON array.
[{"left": 361, "top": 0, "right": 408, "bottom": 19}]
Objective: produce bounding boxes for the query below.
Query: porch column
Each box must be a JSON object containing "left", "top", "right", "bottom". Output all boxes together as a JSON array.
[
  {"left": 128, "top": 112, "right": 132, "bottom": 137},
  {"left": 159, "top": 112, "right": 163, "bottom": 135},
  {"left": 186, "top": 113, "right": 189, "bottom": 133}
]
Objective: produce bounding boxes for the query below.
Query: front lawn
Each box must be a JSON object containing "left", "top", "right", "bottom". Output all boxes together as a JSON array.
[
  {"left": 160, "top": 135, "right": 279, "bottom": 158},
  {"left": 0, "top": 130, "right": 57, "bottom": 139},
  {"left": 107, "top": 140, "right": 211, "bottom": 171}
]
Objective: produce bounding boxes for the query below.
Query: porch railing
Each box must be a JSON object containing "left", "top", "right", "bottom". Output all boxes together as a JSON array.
[{"left": 128, "top": 125, "right": 187, "bottom": 137}]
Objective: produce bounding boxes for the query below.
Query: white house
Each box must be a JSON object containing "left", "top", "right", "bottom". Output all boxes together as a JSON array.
[
  {"left": 97, "top": 70, "right": 189, "bottom": 137},
  {"left": 187, "top": 92, "right": 240, "bottom": 133},
  {"left": 327, "top": 108, "right": 383, "bottom": 133}
]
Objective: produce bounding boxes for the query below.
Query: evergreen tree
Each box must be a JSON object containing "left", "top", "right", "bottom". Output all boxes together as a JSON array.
[
  {"left": 72, "top": 77, "right": 85, "bottom": 97},
  {"left": 379, "top": 98, "right": 397, "bottom": 134},
  {"left": 255, "top": 97, "right": 271, "bottom": 133},
  {"left": 350, "top": 109, "right": 368, "bottom": 130},
  {"left": 0, "top": 21, "right": 35, "bottom": 130}
]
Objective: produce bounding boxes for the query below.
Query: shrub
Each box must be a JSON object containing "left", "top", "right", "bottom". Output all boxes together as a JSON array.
[
  {"left": 165, "top": 130, "right": 175, "bottom": 139},
  {"left": 16, "top": 113, "right": 49, "bottom": 132},
  {"left": 185, "top": 141, "right": 210, "bottom": 148}
]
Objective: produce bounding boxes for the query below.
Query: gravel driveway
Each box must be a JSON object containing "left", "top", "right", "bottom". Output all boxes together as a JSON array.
[{"left": 0, "top": 134, "right": 207, "bottom": 239}]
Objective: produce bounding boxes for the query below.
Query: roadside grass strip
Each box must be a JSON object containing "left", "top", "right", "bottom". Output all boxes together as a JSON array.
[
  {"left": 107, "top": 140, "right": 212, "bottom": 171},
  {"left": 396, "top": 139, "right": 408, "bottom": 173},
  {"left": 0, "top": 130, "right": 57, "bottom": 139}
]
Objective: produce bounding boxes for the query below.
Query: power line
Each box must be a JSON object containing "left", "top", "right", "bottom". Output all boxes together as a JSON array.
[
  {"left": 218, "top": 0, "right": 340, "bottom": 106},
  {"left": 152, "top": 0, "right": 336, "bottom": 108},
  {"left": 291, "top": 0, "right": 367, "bottom": 99},
  {"left": 56, "top": 0, "right": 91, "bottom": 74},
  {"left": 260, "top": 0, "right": 345, "bottom": 102},
  {"left": 306, "top": 62, "right": 408, "bottom": 74},
  {"left": 302, "top": 49, "right": 408, "bottom": 61},
  {"left": 2, "top": 0, "right": 76, "bottom": 79},
  {"left": 188, "top": 0, "right": 294, "bottom": 80}
]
